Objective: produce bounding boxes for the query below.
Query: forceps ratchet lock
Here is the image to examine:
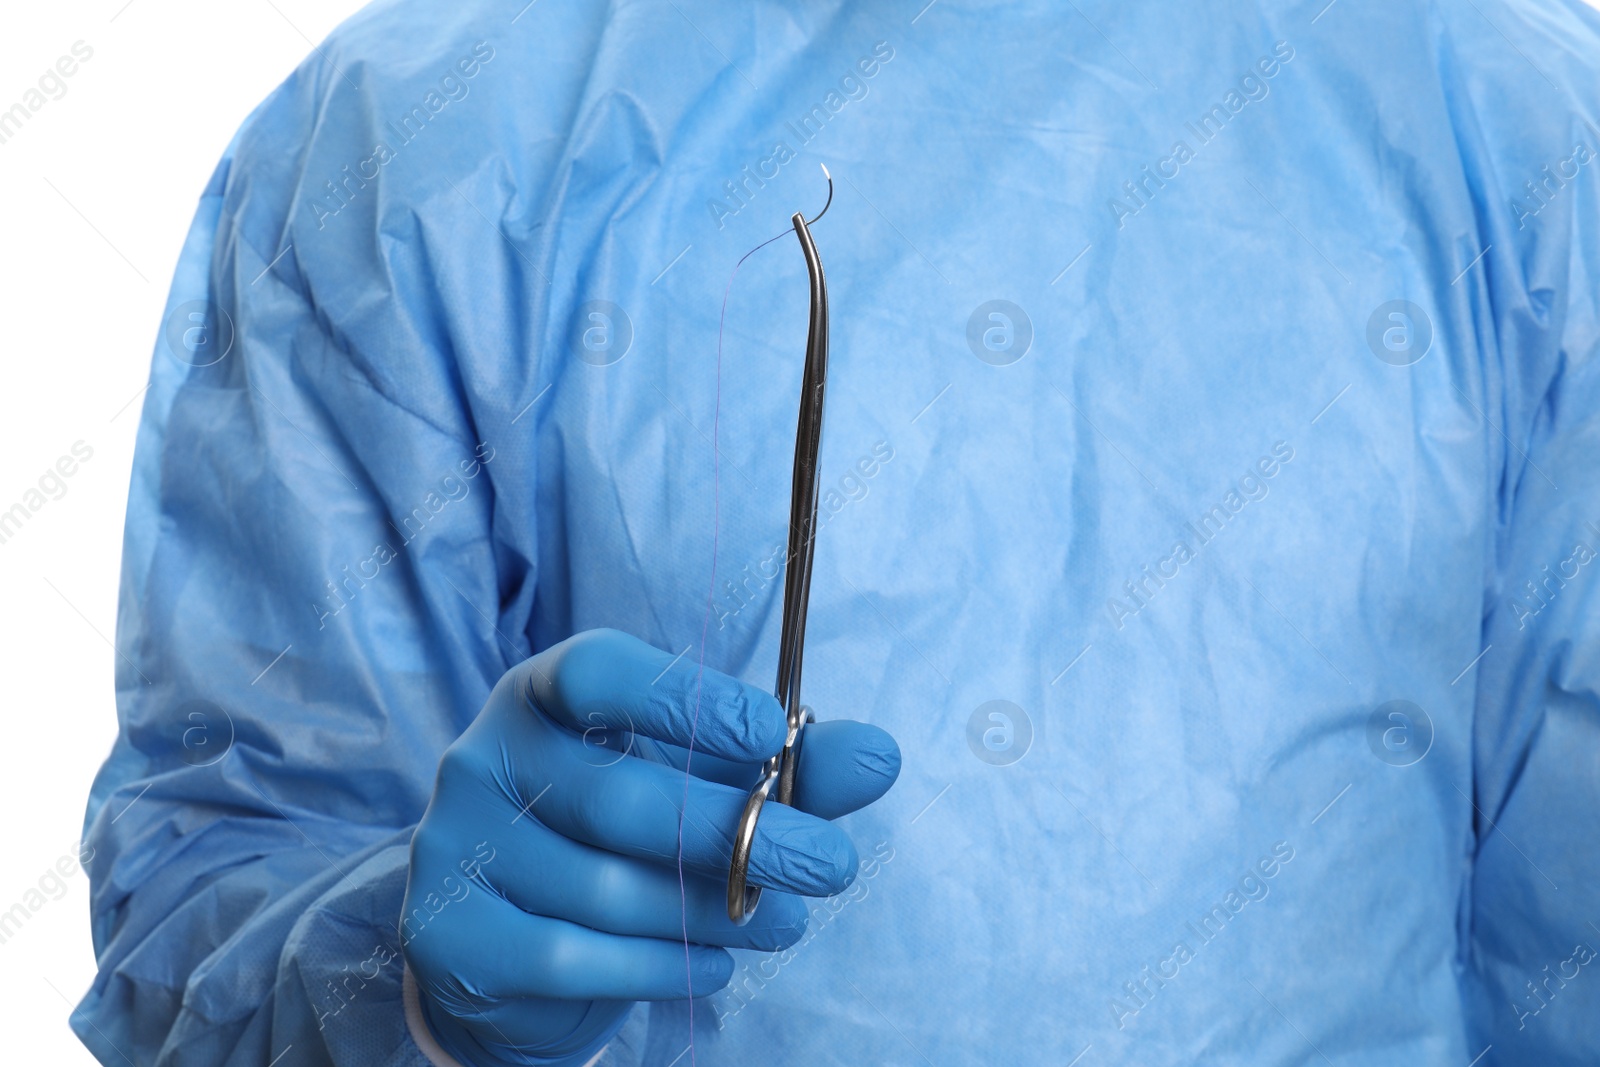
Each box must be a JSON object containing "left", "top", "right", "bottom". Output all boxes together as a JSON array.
[{"left": 726, "top": 177, "right": 832, "bottom": 925}]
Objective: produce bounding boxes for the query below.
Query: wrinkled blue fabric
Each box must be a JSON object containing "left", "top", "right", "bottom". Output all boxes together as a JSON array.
[{"left": 73, "top": 0, "right": 1600, "bottom": 1064}]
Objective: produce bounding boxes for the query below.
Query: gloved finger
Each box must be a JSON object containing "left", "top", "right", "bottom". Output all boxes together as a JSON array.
[
  {"left": 405, "top": 887, "right": 735, "bottom": 1003},
  {"left": 479, "top": 818, "right": 809, "bottom": 950},
  {"left": 637, "top": 736, "right": 763, "bottom": 789},
  {"left": 450, "top": 678, "right": 860, "bottom": 897},
  {"left": 441, "top": 1000, "right": 613, "bottom": 1067},
  {"left": 512, "top": 722, "right": 860, "bottom": 896},
  {"left": 791, "top": 719, "right": 902, "bottom": 820},
  {"left": 592, "top": 733, "right": 761, "bottom": 791},
  {"left": 524, "top": 629, "right": 787, "bottom": 763},
  {"left": 642, "top": 719, "right": 904, "bottom": 808}
]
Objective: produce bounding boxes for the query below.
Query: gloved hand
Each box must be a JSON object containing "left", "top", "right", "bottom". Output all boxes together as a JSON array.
[{"left": 402, "top": 628, "right": 901, "bottom": 1066}]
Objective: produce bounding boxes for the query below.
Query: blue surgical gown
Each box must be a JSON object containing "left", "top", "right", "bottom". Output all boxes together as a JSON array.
[{"left": 73, "top": 0, "right": 1600, "bottom": 1063}]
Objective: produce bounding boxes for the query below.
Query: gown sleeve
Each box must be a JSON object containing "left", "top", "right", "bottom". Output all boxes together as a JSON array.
[
  {"left": 70, "top": 44, "right": 521, "bottom": 1067},
  {"left": 1452, "top": 2, "right": 1600, "bottom": 1060}
]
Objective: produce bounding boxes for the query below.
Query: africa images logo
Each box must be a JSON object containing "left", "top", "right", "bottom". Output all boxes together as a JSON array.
[{"left": 307, "top": 41, "right": 497, "bottom": 231}]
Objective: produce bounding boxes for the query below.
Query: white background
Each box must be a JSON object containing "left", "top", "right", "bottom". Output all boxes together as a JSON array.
[{"left": 0, "top": 2, "right": 367, "bottom": 1061}]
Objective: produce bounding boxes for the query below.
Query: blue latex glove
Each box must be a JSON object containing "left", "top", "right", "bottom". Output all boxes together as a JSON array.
[{"left": 403, "top": 629, "right": 900, "bottom": 1066}]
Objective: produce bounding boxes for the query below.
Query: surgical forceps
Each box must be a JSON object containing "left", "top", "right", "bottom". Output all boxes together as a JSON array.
[{"left": 726, "top": 171, "right": 832, "bottom": 924}]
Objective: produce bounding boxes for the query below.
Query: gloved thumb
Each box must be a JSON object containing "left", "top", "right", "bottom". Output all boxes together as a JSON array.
[{"left": 790, "top": 719, "right": 900, "bottom": 820}]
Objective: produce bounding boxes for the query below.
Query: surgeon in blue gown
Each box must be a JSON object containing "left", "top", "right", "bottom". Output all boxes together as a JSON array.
[{"left": 72, "top": 0, "right": 1600, "bottom": 1064}]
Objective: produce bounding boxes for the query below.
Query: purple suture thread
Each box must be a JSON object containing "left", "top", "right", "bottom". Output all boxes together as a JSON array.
[{"left": 677, "top": 224, "right": 791, "bottom": 1063}]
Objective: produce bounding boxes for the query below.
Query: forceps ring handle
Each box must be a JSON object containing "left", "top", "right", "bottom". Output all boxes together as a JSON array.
[{"left": 727, "top": 704, "right": 813, "bottom": 925}]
